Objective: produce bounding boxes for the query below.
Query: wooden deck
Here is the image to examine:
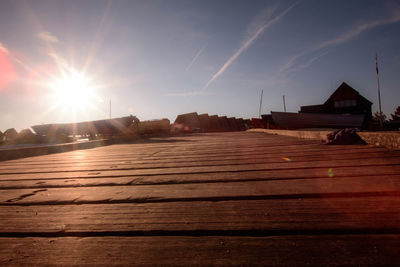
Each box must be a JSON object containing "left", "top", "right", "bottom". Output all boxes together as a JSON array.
[{"left": 0, "top": 131, "right": 400, "bottom": 265}]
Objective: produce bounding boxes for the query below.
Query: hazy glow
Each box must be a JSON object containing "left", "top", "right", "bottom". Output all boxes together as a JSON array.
[
  {"left": 0, "top": 44, "right": 16, "bottom": 91},
  {"left": 49, "top": 69, "right": 96, "bottom": 111}
]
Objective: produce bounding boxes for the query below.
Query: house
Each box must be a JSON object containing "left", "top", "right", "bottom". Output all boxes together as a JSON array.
[
  {"left": 218, "top": 116, "right": 231, "bottom": 131},
  {"left": 209, "top": 115, "right": 222, "bottom": 132},
  {"left": 3, "top": 128, "right": 18, "bottom": 141},
  {"left": 198, "top": 113, "right": 211, "bottom": 132},
  {"left": 174, "top": 112, "right": 201, "bottom": 132},
  {"left": 300, "top": 82, "right": 372, "bottom": 128}
]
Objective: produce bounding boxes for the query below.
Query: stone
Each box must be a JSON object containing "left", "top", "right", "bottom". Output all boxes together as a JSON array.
[{"left": 325, "top": 128, "right": 366, "bottom": 145}]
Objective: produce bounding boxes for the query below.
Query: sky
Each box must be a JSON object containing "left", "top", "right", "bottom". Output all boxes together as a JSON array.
[{"left": 1, "top": 0, "right": 400, "bottom": 131}]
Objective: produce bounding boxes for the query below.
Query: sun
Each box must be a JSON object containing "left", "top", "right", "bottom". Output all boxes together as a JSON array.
[{"left": 49, "top": 69, "right": 96, "bottom": 111}]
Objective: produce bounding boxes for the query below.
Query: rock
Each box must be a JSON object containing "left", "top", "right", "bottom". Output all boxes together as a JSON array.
[{"left": 325, "top": 128, "right": 366, "bottom": 145}]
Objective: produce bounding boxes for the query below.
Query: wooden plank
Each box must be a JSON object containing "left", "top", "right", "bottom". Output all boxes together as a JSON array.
[
  {"left": 0, "top": 156, "right": 398, "bottom": 180},
  {"left": 0, "top": 147, "right": 388, "bottom": 172},
  {"left": 0, "top": 150, "right": 398, "bottom": 173},
  {"left": 1, "top": 176, "right": 400, "bottom": 205},
  {"left": 0, "top": 147, "right": 394, "bottom": 169},
  {"left": 1, "top": 235, "right": 400, "bottom": 265},
  {"left": 0, "top": 197, "right": 400, "bottom": 233},
  {"left": 0, "top": 134, "right": 386, "bottom": 165},
  {"left": 1, "top": 167, "right": 400, "bottom": 189}
]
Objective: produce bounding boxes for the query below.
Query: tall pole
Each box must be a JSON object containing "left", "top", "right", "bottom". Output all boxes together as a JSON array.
[
  {"left": 258, "top": 89, "right": 263, "bottom": 118},
  {"left": 376, "top": 54, "right": 383, "bottom": 130},
  {"left": 109, "top": 99, "right": 111, "bottom": 120},
  {"left": 283, "top": 95, "right": 287, "bottom": 112}
]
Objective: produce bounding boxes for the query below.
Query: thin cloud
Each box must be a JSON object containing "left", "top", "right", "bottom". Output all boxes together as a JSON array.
[
  {"left": 169, "top": 1, "right": 300, "bottom": 97},
  {"left": 291, "top": 51, "right": 330, "bottom": 72},
  {"left": 0, "top": 42, "right": 37, "bottom": 74},
  {"left": 280, "top": 11, "right": 400, "bottom": 73},
  {"left": 185, "top": 45, "right": 206, "bottom": 71},
  {"left": 201, "top": 1, "right": 300, "bottom": 92},
  {"left": 243, "top": 2, "right": 279, "bottom": 43},
  {"left": 37, "top": 31, "right": 59, "bottom": 43},
  {"left": 0, "top": 42, "right": 9, "bottom": 54}
]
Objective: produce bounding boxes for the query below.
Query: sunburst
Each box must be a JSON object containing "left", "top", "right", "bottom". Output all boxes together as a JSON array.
[{"left": 48, "top": 68, "right": 98, "bottom": 112}]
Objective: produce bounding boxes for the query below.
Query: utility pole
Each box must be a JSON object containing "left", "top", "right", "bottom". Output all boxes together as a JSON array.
[
  {"left": 283, "top": 95, "right": 287, "bottom": 112},
  {"left": 258, "top": 89, "right": 263, "bottom": 118},
  {"left": 109, "top": 99, "right": 111, "bottom": 120},
  {"left": 376, "top": 54, "right": 383, "bottom": 130}
]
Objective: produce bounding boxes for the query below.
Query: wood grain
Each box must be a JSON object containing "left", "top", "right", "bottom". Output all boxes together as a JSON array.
[{"left": 0, "top": 131, "right": 399, "bottom": 265}]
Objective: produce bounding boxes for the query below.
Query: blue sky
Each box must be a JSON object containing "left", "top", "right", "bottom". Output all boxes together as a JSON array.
[{"left": 1, "top": 0, "right": 400, "bottom": 131}]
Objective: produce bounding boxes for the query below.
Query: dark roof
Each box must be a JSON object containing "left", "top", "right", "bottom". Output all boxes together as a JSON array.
[
  {"left": 4, "top": 128, "right": 18, "bottom": 137},
  {"left": 31, "top": 116, "right": 136, "bottom": 136},
  {"left": 325, "top": 82, "right": 372, "bottom": 105},
  {"left": 174, "top": 112, "right": 201, "bottom": 129}
]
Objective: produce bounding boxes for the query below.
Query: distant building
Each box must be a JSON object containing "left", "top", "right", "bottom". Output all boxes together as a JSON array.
[
  {"left": 3, "top": 128, "right": 18, "bottom": 141},
  {"left": 300, "top": 82, "right": 372, "bottom": 128},
  {"left": 174, "top": 112, "right": 201, "bottom": 132}
]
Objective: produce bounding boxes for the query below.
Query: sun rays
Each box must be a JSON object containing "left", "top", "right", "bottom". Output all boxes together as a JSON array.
[{"left": 49, "top": 69, "right": 95, "bottom": 110}]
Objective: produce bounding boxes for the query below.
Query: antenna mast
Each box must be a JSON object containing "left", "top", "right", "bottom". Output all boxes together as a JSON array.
[
  {"left": 283, "top": 95, "right": 287, "bottom": 112},
  {"left": 109, "top": 99, "right": 111, "bottom": 120},
  {"left": 258, "top": 90, "right": 263, "bottom": 118},
  {"left": 376, "top": 54, "right": 383, "bottom": 130}
]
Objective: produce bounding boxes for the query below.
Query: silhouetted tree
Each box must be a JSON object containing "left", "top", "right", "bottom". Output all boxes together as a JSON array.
[
  {"left": 372, "top": 111, "right": 387, "bottom": 123},
  {"left": 390, "top": 106, "right": 400, "bottom": 121}
]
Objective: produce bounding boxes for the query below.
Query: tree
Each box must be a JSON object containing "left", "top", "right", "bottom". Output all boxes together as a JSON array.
[
  {"left": 390, "top": 106, "right": 400, "bottom": 121},
  {"left": 372, "top": 111, "right": 387, "bottom": 123}
]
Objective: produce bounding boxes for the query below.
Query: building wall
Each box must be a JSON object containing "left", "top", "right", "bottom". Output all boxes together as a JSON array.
[{"left": 300, "top": 82, "right": 372, "bottom": 128}]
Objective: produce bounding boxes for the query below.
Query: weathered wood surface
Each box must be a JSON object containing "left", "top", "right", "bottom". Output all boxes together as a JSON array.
[
  {"left": 1, "top": 235, "right": 400, "bottom": 266},
  {"left": 0, "top": 132, "right": 400, "bottom": 265},
  {"left": 1, "top": 198, "right": 400, "bottom": 233}
]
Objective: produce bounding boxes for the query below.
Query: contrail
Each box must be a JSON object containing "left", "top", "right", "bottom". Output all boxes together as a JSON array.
[
  {"left": 185, "top": 45, "right": 206, "bottom": 71},
  {"left": 279, "top": 11, "right": 400, "bottom": 73},
  {"left": 201, "top": 1, "right": 299, "bottom": 92}
]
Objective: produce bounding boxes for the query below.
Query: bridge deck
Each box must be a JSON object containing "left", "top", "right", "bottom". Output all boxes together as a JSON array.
[{"left": 0, "top": 132, "right": 399, "bottom": 265}]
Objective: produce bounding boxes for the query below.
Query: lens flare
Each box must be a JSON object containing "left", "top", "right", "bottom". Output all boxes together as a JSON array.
[{"left": 0, "top": 46, "right": 17, "bottom": 91}]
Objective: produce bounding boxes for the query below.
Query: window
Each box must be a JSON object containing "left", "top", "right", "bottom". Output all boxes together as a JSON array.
[{"left": 334, "top": 100, "right": 357, "bottom": 108}]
